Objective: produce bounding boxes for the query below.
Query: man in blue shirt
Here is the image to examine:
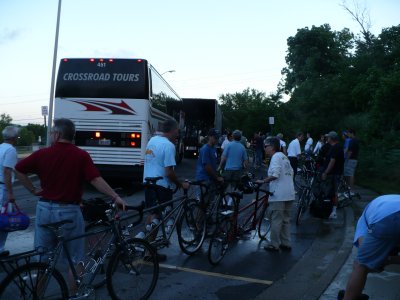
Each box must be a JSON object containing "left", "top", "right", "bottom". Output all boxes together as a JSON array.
[
  {"left": 218, "top": 130, "right": 248, "bottom": 189},
  {"left": 340, "top": 195, "right": 400, "bottom": 299},
  {"left": 196, "top": 129, "right": 224, "bottom": 205}
]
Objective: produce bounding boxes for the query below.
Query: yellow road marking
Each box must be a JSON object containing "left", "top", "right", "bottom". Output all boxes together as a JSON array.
[{"left": 159, "top": 263, "right": 273, "bottom": 285}]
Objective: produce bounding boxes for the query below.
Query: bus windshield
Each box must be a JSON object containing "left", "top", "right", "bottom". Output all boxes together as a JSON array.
[{"left": 55, "top": 58, "right": 148, "bottom": 99}]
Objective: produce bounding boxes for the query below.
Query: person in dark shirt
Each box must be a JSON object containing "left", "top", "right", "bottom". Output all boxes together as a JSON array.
[
  {"left": 15, "top": 118, "right": 126, "bottom": 292},
  {"left": 344, "top": 129, "right": 359, "bottom": 192},
  {"left": 15, "top": 119, "right": 126, "bottom": 292},
  {"left": 252, "top": 132, "right": 264, "bottom": 168},
  {"left": 322, "top": 131, "right": 344, "bottom": 219},
  {"left": 196, "top": 129, "right": 224, "bottom": 206},
  {"left": 316, "top": 135, "right": 330, "bottom": 170}
]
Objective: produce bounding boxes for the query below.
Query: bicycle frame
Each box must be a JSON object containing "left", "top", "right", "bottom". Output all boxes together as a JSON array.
[
  {"left": 232, "top": 188, "right": 269, "bottom": 237},
  {"left": 37, "top": 205, "right": 143, "bottom": 294},
  {"left": 145, "top": 194, "right": 188, "bottom": 248}
]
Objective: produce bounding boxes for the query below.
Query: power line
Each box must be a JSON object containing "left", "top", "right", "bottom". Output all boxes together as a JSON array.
[{"left": 1, "top": 98, "right": 47, "bottom": 105}]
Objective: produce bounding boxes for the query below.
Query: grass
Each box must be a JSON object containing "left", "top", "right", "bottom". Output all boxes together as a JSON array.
[{"left": 357, "top": 176, "right": 399, "bottom": 195}]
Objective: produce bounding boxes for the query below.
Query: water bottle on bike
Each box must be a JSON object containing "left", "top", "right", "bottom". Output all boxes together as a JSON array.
[{"left": 163, "top": 205, "right": 174, "bottom": 233}]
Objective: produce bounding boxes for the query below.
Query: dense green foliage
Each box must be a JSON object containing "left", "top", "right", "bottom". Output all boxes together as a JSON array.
[{"left": 219, "top": 24, "right": 400, "bottom": 194}]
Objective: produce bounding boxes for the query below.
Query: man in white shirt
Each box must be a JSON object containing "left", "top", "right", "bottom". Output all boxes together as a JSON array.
[
  {"left": 221, "top": 132, "right": 232, "bottom": 150},
  {"left": 141, "top": 119, "right": 189, "bottom": 261},
  {"left": 287, "top": 132, "right": 304, "bottom": 179},
  {"left": 304, "top": 132, "right": 313, "bottom": 153},
  {"left": 257, "top": 137, "right": 295, "bottom": 252},
  {"left": 0, "top": 126, "right": 19, "bottom": 256}
]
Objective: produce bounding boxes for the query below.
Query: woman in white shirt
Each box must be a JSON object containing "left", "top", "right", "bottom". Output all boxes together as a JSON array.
[{"left": 257, "top": 137, "right": 295, "bottom": 252}]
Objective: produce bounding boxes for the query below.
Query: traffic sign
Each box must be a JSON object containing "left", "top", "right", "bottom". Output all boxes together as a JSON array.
[
  {"left": 269, "top": 117, "right": 274, "bottom": 125},
  {"left": 41, "top": 106, "right": 48, "bottom": 116}
]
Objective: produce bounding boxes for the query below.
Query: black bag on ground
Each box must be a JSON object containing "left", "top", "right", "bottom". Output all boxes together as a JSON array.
[
  {"left": 310, "top": 197, "right": 333, "bottom": 219},
  {"left": 309, "top": 174, "right": 334, "bottom": 219}
]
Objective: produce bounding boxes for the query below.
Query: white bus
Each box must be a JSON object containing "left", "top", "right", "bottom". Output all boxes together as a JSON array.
[{"left": 54, "top": 58, "right": 185, "bottom": 180}]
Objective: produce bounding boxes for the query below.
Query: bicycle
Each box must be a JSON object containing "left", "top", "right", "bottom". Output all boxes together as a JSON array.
[
  {"left": 208, "top": 181, "right": 272, "bottom": 265},
  {"left": 0, "top": 198, "right": 159, "bottom": 300},
  {"left": 133, "top": 177, "right": 207, "bottom": 256},
  {"left": 337, "top": 176, "right": 361, "bottom": 208},
  {"left": 193, "top": 180, "right": 230, "bottom": 237},
  {"left": 295, "top": 170, "right": 318, "bottom": 225},
  {"left": 294, "top": 155, "right": 316, "bottom": 190}
]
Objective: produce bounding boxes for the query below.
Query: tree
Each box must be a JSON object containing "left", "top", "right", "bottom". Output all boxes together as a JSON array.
[
  {"left": 282, "top": 24, "right": 353, "bottom": 94},
  {"left": 25, "top": 123, "right": 46, "bottom": 144},
  {"left": 0, "top": 113, "right": 12, "bottom": 128},
  {"left": 340, "top": 0, "right": 374, "bottom": 46},
  {"left": 219, "top": 88, "right": 280, "bottom": 137},
  {"left": 17, "top": 127, "right": 35, "bottom": 146},
  {"left": 0, "top": 114, "right": 13, "bottom": 143}
]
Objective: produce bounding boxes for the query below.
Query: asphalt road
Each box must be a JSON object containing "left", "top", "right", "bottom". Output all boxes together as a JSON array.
[{"left": 5, "top": 158, "right": 345, "bottom": 299}]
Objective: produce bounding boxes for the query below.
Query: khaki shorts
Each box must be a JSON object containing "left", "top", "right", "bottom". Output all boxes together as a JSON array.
[{"left": 344, "top": 159, "right": 358, "bottom": 176}]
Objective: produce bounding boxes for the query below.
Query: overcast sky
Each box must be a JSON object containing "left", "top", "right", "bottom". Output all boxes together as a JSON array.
[{"left": 1, "top": 0, "right": 399, "bottom": 125}]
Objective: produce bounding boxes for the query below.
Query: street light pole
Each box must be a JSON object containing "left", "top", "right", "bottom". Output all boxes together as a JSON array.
[
  {"left": 161, "top": 70, "right": 176, "bottom": 76},
  {"left": 46, "top": 0, "right": 62, "bottom": 146}
]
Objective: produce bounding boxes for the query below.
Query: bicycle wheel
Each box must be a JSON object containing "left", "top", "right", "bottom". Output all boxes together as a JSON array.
[
  {"left": 257, "top": 204, "right": 271, "bottom": 240},
  {"left": 106, "top": 238, "right": 158, "bottom": 300},
  {"left": 296, "top": 189, "right": 307, "bottom": 226},
  {"left": 294, "top": 170, "right": 307, "bottom": 190},
  {"left": 177, "top": 200, "right": 207, "bottom": 255},
  {"left": 85, "top": 221, "right": 113, "bottom": 289},
  {"left": 208, "top": 217, "right": 231, "bottom": 265},
  {"left": 0, "top": 262, "right": 68, "bottom": 299}
]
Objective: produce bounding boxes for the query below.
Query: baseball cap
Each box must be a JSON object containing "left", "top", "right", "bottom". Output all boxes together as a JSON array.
[
  {"left": 326, "top": 131, "right": 338, "bottom": 139},
  {"left": 208, "top": 128, "right": 220, "bottom": 138},
  {"left": 232, "top": 130, "right": 242, "bottom": 139}
]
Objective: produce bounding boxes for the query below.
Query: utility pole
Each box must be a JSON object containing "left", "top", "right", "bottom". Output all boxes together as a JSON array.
[{"left": 46, "top": 0, "right": 62, "bottom": 146}]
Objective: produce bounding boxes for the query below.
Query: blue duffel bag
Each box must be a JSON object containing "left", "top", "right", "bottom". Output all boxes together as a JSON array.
[{"left": 0, "top": 201, "right": 30, "bottom": 232}]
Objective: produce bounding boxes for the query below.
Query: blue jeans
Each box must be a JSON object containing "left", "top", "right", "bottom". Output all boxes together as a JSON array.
[
  {"left": 35, "top": 201, "right": 85, "bottom": 264},
  {"left": 0, "top": 185, "right": 8, "bottom": 251}
]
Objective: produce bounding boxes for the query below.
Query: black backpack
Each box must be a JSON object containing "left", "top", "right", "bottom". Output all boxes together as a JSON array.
[{"left": 309, "top": 175, "right": 334, "bottom": 219}]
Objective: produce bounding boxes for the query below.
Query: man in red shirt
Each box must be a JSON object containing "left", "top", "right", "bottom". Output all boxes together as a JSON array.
[{"left": 15, "top": 118, "right": 126, "bottom": 266}]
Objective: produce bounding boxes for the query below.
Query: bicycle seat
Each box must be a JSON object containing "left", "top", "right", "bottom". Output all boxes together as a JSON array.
[
  {"left": 41, "top": 219, "right": 73, "bottom": 231},
  {"left": 144, "top": 177, "right": 163, "bottom": 184}
]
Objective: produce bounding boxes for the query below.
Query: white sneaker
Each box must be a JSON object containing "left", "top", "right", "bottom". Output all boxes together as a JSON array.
[{"left": 329, "top": 212, "right": 337, "bottom": 219}]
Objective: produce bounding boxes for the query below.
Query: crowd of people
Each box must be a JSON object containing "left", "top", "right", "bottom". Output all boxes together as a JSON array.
[{"left": 0, "top": 118, "right": 397, "bottom": 300}]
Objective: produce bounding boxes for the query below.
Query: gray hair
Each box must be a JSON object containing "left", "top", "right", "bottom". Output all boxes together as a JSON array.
[
  {"left": 264, "top": 136, "right": 280, "bottom": 152},
  {"left": 53, "top": 118, "right": 75, "bottom": 141},
  {"left": 2, "top": 126, "right": 19, "bottom": 140}
]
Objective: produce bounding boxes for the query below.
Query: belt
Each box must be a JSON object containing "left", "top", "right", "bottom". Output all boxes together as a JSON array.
[{"left": 39, "top": 198, "right": 79, "bottom": 206}]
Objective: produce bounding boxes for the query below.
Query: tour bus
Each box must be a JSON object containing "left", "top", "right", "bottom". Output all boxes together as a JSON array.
[{"left": 54, "top": 58, "right": 185, "bottom": 180}]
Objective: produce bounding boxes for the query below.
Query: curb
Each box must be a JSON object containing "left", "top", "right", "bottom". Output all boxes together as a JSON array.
[
  {"left": 310, "top": 206, "right": 355, "bottom": 299},
  {"left": 255, "top": 206, "right": 355, "bottom": 300}
]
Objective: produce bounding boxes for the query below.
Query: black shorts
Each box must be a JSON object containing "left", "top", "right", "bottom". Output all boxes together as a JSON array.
[
  {"left": 288, "top": 157, "right": 298, "bottom": 176},
  {"left": 145, "top": 185, "right": 173, "bottom": 213}
]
